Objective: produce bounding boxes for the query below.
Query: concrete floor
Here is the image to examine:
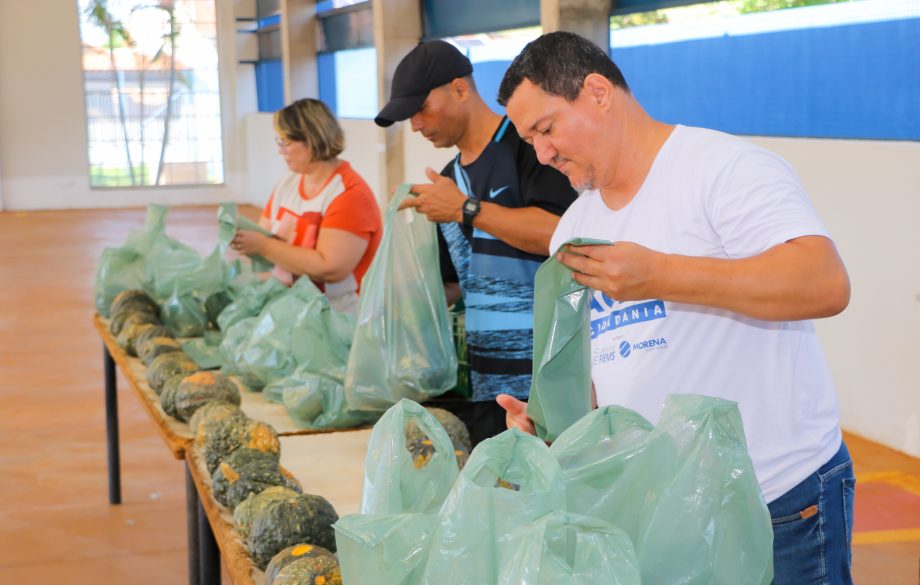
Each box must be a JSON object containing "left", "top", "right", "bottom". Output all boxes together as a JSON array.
[{"left": 0, "top": 206, "right": 918, "bottom": 584}]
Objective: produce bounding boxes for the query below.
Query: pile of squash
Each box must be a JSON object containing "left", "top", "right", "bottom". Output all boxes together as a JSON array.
[{"left": 108, "top": 290, "right": 343, "bottom": 584}]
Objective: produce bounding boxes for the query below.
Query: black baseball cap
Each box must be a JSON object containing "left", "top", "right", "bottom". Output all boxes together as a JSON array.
[{"left": 374, "top": 40, "right": 473, "bottom": 127}]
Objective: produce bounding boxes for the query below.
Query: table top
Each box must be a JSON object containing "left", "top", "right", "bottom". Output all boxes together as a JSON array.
[{"left": 186, "top": 429, "right": 372, "bottom": 585}]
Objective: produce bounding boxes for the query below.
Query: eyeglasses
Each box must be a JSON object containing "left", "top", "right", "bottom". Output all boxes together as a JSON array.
[{"left": 274, "top": 137, "right": 295, "bottom": 148}]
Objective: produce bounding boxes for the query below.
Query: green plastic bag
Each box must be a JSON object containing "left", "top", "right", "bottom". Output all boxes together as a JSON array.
[
  {"left": 216, "top": 276, "right": 288, "bottom": 331},
  {"left": 361, "top": 399, "right": 459, "bottom": 515},
  {"left": 262, "top": 366, "right": 375, "bottom": 430},
  {"left": 218, "top": 279, "right": 323, "bottom": 387},
  {"left": 93, "top": 204, "right": 167, "bottom": 315},
  {"left": 217, "top": 202, "right": 274, "bottom": 272},
  {"left": 334, "top": 513, "right": 438, "bottom": 585},
  {"left": 181, "top": 330, "right": 225, "bottom": 370},
  {"left": 419, "top": 429, "right": 566, "bottom": 585},
  {"left": 528, "top": 238, "right": 611, "bottom": 442},
  {"left": 344, "top": 185, "right": 457, "bottom": 412},
  {"left": 497, "top": 511, "right": 642, "bottom": 585},
  {"left": 549, "top": 405, "right": 677, "bottom": 542},
  {"left": 636, "top": 394, "right": 774, "bottom": 585}
]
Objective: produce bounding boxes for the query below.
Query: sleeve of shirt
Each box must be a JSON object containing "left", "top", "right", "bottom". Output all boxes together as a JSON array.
[
  {"left": 709, "top": 146, "right": 830, "bottom": 258},
  {"left": 321, "top": 184, "right": 380, "bottom": 241},
  {"left": 261, "top": 192, "right": 275, "bottom": 220},
  {"left": 515, "top": 138, "right": 579, "bottom": 216},
  {"left": 437, "top": 225, "right": 460, "bottom": 284}
]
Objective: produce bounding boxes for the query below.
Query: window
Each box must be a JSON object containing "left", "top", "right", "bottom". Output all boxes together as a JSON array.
[
  {"left": 445, "top": 27, "right": 541, "bottom": 114},
  {"left": 609, "top": 0, "right": 920, "bottom": 140},
  {"left": 316, "top": 0, "right": 376, "bottom": 119},
  {"left": 78, "top": 0, "right": 224, "bottom": 187}
]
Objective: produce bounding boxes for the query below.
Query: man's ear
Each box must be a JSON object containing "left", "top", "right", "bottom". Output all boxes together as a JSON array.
[
  {"left": 451, "top": 77, "right": 471, "bottom": 102},
  {"left": 583, "top": 73, "right": 614, "bottom": 109}
]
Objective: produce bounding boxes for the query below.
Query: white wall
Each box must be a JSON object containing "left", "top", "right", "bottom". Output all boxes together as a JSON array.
[
  {"left": 0, "top": 0, "right": 246, "bottom": 210},
  {"left": 752, "top": 136, "right": 920, "bottom": 457}
]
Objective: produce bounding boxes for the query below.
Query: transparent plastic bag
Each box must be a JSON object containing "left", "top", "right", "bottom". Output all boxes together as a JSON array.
[
  {"left": 262, "top": 366, "right": 375, "bottom": 430},
  {"left": 528, "top": 238, "right": 610, "bottom": 441},
  {"left": 216, "top": 276, "right": 288, "bottom": 332},
  {"left": 361, "top": 399, "right": 458, "bottom": 515},
  {"left": 420, "top": 429, "right": 566, "bottom": 585},
  {"left": 344, "top": 185, "right": 457, "bottom": 412},
  {"left": 217, "top": 202, "right": 274, "bottom": 272},
  {"left": 334, "top": 513, "right": 438, "bottom": 585},
  {"left": 636, "top": 394, "right": 774, "bottom": 585},
  {"left": 497, "top": 511, "right": 642, "bottom": 585},
  {"left": 94, "top": 204, "right": 167, "bottom": 315},
  {"left": 549, "top": 405, "right": 677, "bottom": 542}
]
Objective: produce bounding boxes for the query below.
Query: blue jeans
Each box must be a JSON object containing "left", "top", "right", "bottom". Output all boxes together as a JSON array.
[{"left": 769, "top": 441, "right": 855, "bottom": 585}]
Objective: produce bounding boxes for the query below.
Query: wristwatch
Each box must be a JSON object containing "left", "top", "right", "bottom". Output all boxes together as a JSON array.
[{"left": 461, "top": 197, "right": 481, "bottom": 228}]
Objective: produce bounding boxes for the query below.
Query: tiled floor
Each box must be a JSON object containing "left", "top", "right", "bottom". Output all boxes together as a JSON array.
[{"left": 0, "top": 206, "right": 918, "bottom": 584}]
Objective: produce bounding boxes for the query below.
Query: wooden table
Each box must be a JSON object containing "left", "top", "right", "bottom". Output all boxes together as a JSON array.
[
  {"left": 186, "top": 430, "right": 372, "bottom": 585},
  {"left": 94, "top": 313, "right": 372, "bottom": 585}
]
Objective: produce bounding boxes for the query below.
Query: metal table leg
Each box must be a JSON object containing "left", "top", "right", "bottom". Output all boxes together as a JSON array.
[
  {"left": 199, "top": 500, "right": 221, "bottom": 585},
  {"left": 104, "top": 344, "right": 122, "bottom": 505},
  {"left": 186, "top": 464, "right": 202, "bottom": 585}
]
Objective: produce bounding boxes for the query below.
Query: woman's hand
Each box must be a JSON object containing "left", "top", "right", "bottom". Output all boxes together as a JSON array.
[{"left": 232, "top": 229, "right": 269, "bottom": 256}]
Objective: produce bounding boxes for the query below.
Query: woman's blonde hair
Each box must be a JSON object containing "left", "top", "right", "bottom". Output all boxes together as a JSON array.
[{"left": 274, "top": 98, "right": 344, "bottom": 161}]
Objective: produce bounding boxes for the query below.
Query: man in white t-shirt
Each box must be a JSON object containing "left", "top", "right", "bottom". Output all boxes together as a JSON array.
[{"left": 495, "top": 32, "right": 854, "bottom": 585}]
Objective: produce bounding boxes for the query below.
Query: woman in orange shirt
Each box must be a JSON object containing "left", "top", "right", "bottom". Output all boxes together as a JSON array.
[{"left": 233, "top": 98, "right": 382, "bottom": 314}]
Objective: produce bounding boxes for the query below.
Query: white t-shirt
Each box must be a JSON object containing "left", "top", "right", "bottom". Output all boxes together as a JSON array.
[{"left": 550, "top": 125, "right": 842, "bottom": 503}]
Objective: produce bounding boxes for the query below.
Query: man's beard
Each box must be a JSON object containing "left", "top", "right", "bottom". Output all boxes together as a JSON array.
[{"left": 570, "top": 165, "right": 596, "bottom": 193}]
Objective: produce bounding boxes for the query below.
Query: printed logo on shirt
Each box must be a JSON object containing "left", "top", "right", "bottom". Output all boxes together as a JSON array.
[
  {"left": 619, "top": 341, "right": 631, "bottom": 358},
  {"left": 488, "top": 185, "right": 510, "bottom": 199},
  {"left": 592, "top": 346, "right": 617, "bottom": 365},
  {"left": 589, "top": 294, "right": 667, "bottom": 340}
]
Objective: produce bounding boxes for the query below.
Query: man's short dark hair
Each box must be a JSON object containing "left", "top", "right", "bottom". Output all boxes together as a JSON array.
[{"left": 498, "top": 31, "right": 629, "bottom": 106}]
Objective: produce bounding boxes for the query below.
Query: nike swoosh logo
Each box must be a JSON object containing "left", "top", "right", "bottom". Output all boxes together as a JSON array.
[{"left": 488, "top": 185, "right": 510, "bottom": 199}]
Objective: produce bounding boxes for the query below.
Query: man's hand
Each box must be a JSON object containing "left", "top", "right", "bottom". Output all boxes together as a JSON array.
[
  {"left": 496, "top": 394, "right": 536, "bottom": 435},
  {"left": 556, "top": 242, "right": 667, "bottom": 302},
  {"left": 232, "top": 229, "right": 270, "bottom": 256},
  {"left": 402, "top": 167, "right": 468, "bottom": 223}
]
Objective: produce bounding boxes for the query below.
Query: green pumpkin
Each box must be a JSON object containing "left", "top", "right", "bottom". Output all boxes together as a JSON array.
[
  {"left": 248, "top": 493, "right": 339, "bottom": 569},
  {"left": 115, "top": 321, "right": 158, "bottom": 356},
  {"left": 233, "top": 486, "right": 300, "bottom": 544},
  {"left": 264, "top": 544, "right": 336, "bottom": 585},
  {"left": 110, "top": 289, "right": 159, "bottom": 320},
  {"left": 405, "top": 407, "right": 472, "bottom": 453},
  {"left": 110, "top": 309, "right": 159, "bottom": 338},
  {"left": 271, "top": 555, "right": 342, "bottom": 585},
  {"left": 190, "top": 401, "right": 245, "bottom": 438},
  {"left": 146, "top": 352, "right": 198, "bottom": 393},
  {"left": 137, "top": 336, "right": 183, "bottom": 366},
  {"left": 211, "top": 448, "right": 302, "bottom": 510},
  {"left": 159, "top": 375, "right": 185, "bottom": 418},
  {"left": 204, "top": 417, "right": 280, "bottom": 475},
  {"left": 174, "top": 371, "right": 241, "bottom": 422},
  {"left": 205, "top": 290, "right": 233, "bottom": 327}
]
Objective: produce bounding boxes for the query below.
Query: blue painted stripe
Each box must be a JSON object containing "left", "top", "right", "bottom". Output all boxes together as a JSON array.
[
  {"left": 494, "top": 117, "right": 511, "bottom": 141},
  {"left": 467, "top": 309, "right": 534, "bottom": 332},
  {"left": 465, "top": 292, "right": 525, "bottom": 307},
  {"left": 469, "top": 253, "right": 542, "bottom": 284},
  {"left": 472, "top": 228, "right": 497, "bottom": 240}
]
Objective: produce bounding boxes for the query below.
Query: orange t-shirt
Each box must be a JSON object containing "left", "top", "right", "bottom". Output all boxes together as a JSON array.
[{"left": 261, "top": 161, "right": 382, "bottom": 312}]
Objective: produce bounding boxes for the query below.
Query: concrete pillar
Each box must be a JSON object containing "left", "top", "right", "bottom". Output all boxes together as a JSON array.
[
  {"left": 281, "top": 0, "right": 318, "bottom": 101},
  {"left": 372, "top": 0, "right": 422, "bottom": 194},
  {"left": 541, "top": 0, "right": 612, "bottom": 51}
]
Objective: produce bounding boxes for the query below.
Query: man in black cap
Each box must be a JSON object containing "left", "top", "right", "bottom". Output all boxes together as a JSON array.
[{"left": 376, "top": 40, "right": 578, "bottom": 446}]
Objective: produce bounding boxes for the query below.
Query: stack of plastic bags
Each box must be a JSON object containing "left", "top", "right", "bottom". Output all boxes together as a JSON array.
[{"left": 335, "top": 395, "right": 774, "bottom": 585}]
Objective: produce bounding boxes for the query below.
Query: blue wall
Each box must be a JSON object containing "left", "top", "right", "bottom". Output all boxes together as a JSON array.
[
  {"left": 612, "top": 18, "right": 920, "bottom": 140},
  {"left": 317, "top": 18, "right": 919, "bottom": 140}
]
